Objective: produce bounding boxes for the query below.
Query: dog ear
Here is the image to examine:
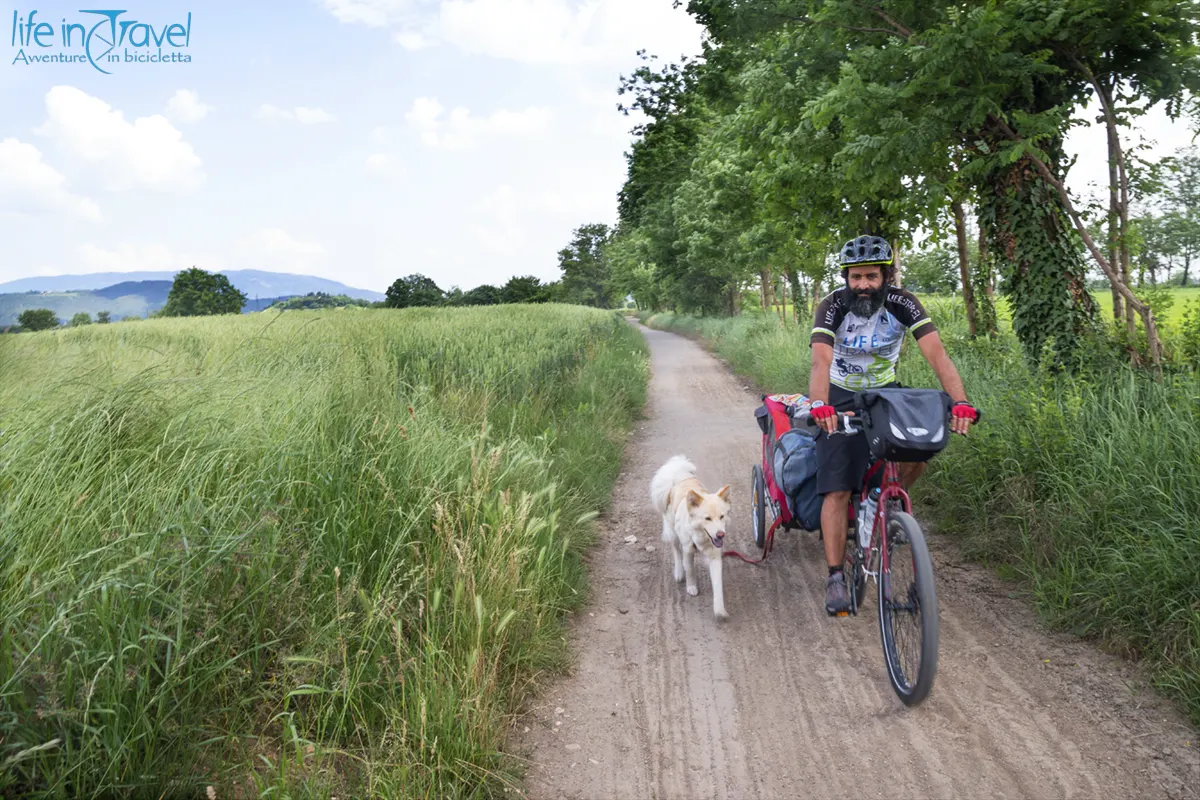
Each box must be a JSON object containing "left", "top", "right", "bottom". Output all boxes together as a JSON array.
[
  {"left": 686, "top": 489, "right": 704, "bottom": 507},
  {"left": 716, "top": 484, "right": 731, "bottom": 502}
]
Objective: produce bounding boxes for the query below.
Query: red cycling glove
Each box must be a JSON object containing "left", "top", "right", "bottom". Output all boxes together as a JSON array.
[
  {"left": 952, "top": 401, "right": 979, "bottom": 422},
  {"left": 810, "top": 403, "right": 837, "bottom": 421}
]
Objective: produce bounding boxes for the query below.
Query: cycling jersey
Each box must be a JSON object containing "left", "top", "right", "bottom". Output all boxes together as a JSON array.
[{"left": 810, "top": 288, "right": 937, "bottom": 390}]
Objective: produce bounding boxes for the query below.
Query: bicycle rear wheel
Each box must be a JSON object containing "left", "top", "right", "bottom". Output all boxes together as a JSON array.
[{"left": 878, "top": 510, "right": 938, "bottom": 706}]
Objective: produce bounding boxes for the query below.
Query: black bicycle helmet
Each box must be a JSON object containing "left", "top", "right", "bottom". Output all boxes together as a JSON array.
[{"left": 839, "top": 235, "right": 893, "bottom": 268}]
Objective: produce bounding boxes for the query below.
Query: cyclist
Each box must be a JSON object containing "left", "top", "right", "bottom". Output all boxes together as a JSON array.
[{"left": 808, "top": 234, "right": 979, "bottom": 615}]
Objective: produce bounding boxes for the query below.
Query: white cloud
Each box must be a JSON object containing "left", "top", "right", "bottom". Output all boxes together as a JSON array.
[
  {"left": 245, "top": 227, "right": 328, "bottom": 257},
  {"left": 166, "top": 89, "right": 213, "bottom": 124},
  {"left": 366, "top": 152, "right": 407, "bottom": 177},
  {"left": 322, "top": 0, "right": 415, "bottom": 27},
  {"left": 404, "top": 97, "right": 553, "bottom": 150},
  {"left": 395, "top": 30, "right": 431, "bottom": 50},
  {"left": 0, "top": 138, "right": 102, "bottom": 221},
  {"left": 33, "top": 86, "right": 205, "bottom": 192},
  {"left": 369, "top": 125, "right": 391, "bottom": 145},
  {"left": 256, "top": 104, "right": 336, "bottom": 124},
  {"left": 322, "top": 0, "right": 704, "bottom": 67}
]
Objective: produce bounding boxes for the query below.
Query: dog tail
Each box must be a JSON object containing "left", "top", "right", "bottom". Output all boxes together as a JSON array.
[{"left": 650, "top": 454, "right": 697, "bottom": 516}]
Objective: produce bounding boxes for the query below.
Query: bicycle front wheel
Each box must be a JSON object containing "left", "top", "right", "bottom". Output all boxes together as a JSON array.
[{"left": 878, "top": 510, "right": 939, "bottom": 706}]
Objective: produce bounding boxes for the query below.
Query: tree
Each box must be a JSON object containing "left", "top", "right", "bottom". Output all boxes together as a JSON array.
[
  {"left": 904, "top": 246, "right": 960, "bottom": 295},
  {"left": 161, "top": 267, "right": 247, "bottom": 317},
  {"left": 69, "top": 312, "right": 93, "bottom": 327},
  {"left": 500, "top": 275, "right": 547, "bottom": 304},
  {"left": 557, "top": 224, "right": 614, "bottom": 307},
  {"left": 384, "top": 273, "right": 444, "bottom": 308},
  {"left": 17, "top": 308, "right": 58, "bottom": 331},
  {"left": 460, "top": 284, "right": 502, "bottom": 305},
  {"left": 1160, "top": 146, "right": 1200, "bottom": 286},
  {"left": 97, "top": 310, "right": 111, "bottom": 324}
]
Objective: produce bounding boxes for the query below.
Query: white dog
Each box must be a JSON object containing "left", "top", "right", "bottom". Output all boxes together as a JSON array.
[{"left": 650, "top": 455, "right": 731, "bottom": 619}]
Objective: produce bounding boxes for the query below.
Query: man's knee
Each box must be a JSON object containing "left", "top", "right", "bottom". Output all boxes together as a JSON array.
[{"left": 823, "top": 490, "right": 851, "bottom": 507}]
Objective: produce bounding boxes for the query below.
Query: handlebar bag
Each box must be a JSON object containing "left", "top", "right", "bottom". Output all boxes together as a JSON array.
[{"left": 856, "top": 387, "right": 952, "bottom": 463}]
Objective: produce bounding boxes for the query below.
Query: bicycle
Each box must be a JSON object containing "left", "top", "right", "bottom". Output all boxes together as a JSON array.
[{"left": 747, "top": 387, "right": 975, "bottom": 707}]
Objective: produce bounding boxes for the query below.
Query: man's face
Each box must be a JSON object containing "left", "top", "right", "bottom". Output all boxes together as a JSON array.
[
  {"left": 847, "top": 266, "right": 884, "bottom": 294},
  {"left": 846, "top": 265, "right": 887, "bottom": 316}
]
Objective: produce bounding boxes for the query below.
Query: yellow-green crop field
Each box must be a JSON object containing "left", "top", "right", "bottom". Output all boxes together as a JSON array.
[{"left": 0, "top": 305, "right": 648, "bottom": 798}]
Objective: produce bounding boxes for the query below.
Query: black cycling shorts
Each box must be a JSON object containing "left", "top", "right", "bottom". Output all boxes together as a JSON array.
[{"left": 815, "top": 383, "right": 895, "bottom": 495}]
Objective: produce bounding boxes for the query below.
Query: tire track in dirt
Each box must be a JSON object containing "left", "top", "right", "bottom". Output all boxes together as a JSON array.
[{"left": 508, "top": 323, "right": 1199, "bottom": 800}]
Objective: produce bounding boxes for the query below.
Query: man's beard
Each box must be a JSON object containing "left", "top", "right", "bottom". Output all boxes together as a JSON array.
[{"left": 847, "top": 284, "right": 887, "bottom": 317}]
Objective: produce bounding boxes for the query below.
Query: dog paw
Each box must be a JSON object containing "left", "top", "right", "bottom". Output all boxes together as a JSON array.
[
  {"left": 714, "top": 609, "right": 729, "bottom": 621},
  {"left": 686, "top": 585, "right": 699, "bottom": 597}
]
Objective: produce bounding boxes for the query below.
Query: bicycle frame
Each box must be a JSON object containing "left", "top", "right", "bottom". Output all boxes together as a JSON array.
[{"left": 854, "top": 458, "right": 912, "bottom": 593}]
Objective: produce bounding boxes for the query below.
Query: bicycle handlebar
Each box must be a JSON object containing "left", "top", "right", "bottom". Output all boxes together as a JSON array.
[{"left": 794, "top": 407, "right": 983, "bottom": 436}]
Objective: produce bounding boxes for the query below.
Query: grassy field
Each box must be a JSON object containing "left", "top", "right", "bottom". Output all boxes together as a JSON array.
[
  {"left": 0, "top": 305, "right": 648, "bottom": 798},
  {"left": 638, "top": 301, "right": 1200, "bottom": 728}
]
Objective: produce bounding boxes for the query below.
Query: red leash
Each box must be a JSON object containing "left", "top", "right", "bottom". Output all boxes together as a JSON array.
[{"left": 722, "top": 518, "right": 781, "bottom": 565}]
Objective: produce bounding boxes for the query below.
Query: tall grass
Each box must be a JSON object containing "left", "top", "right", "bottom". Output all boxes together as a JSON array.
[
  {"left": 639, "top": 304, "right": 1200, "bottom": 726},
  {"left": 0, "top": 305, "right": 648, "bottom": 798}
]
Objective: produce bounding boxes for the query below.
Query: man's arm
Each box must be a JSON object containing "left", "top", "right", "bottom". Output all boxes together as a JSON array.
[
  {"left": 915, "top": 331, "right": 967, "bottom": 403},
  {"left": 808, "top": 342, "right": 833, "bottom": 405}
]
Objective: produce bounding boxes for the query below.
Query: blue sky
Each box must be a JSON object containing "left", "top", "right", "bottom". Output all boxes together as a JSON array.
[
  {"left": 1, "top": 1, "right": 1195, "bottom": 294},
  {"left": 1, "top": 0, "right": 705, "bottom": 293}
]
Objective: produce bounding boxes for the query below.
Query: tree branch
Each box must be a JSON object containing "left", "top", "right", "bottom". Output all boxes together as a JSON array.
[{"left": 853, "top": 2, "right": 915, "bottom": 38}]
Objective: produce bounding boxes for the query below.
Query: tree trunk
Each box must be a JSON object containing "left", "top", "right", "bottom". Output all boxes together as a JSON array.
[
  {"left": 952, "top": 200, "right": 978, "bottom": 338},
  {"left": 1183, "top": 253, "right": 1191, "bottom": 287},
  {"left": 787, "top": 270, "right": 803, "bottom": 322},
  {"left": 1106, "top": 112, "right": 1124, "bottom": 323},
  {"left": 759, "top": 268, "right": 775, "bottom": 312}
]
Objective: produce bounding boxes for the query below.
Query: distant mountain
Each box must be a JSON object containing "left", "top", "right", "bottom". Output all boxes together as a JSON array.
[
  {"left": 0, "top": 278, "right": 312, "bottom": 327},
  {"left": 91, "top": 280, "right": 173, "bottom": 304},
  {"left": 0, "top": 270, "right": 385, "bottom": 302}
]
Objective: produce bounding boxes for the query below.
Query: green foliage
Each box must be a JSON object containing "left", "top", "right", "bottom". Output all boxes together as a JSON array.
[
  {"left": 642, "top": 300, "right": 1200, "bottom": 727},
  {"left": 903, "top": 246, "right": 960, "bottom": 294},
  {"left": 557, "top": 224, "right": 616, "bottom": 307},
  {"left": 979, "top": 153, "right": 1099, "bottom": 367},
  {"left": 1176, "top": 297, "right": 1200, "bottom": 364},
  {"left": 267, "top": 292, "right": 372, "bottom": 311},
  {"left": 69, "top": 312, "right": 92, "bottom": 327},
  {"left": 601, "top": 0, "right": 1200, "bottom": 363},
  {"left": 384, "top": 273, "right": 445, "bottom": 308},
  {"left": 17, "top": 308, "right": 59, "bottom": 331},
  {"left": 0, "top": 306, "right": 649, "bottom": 797},
  {"left": 161, "top": 267, "right": 248, "bottom": 317},
  {"left": 96, "top": 310, "right": 111, "bottom": 324},
  {"left": 500, "top": 275, "right": 550, "bottom": 304}
]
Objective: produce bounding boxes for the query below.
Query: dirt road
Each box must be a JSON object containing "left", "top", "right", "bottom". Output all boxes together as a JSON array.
[{"left": 508, "top": 323, "right": 1199, "bottom": 800}]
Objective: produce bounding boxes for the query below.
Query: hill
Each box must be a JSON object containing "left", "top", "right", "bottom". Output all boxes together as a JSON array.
[
  {"left": 0, "top": 270, "right": 385, "bottom": 302},
  {"left": 0, "top": 280, "right": 305, "bottom": 327}
]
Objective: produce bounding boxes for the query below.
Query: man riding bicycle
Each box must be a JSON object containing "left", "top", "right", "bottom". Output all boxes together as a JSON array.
[{"left": 808, "top": 235, "right": 979, "bottom": 615}]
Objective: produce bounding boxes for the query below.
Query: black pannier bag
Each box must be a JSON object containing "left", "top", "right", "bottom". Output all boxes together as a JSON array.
[{"left": 857, "top": 388, "right": 952, "bottom": 463}]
